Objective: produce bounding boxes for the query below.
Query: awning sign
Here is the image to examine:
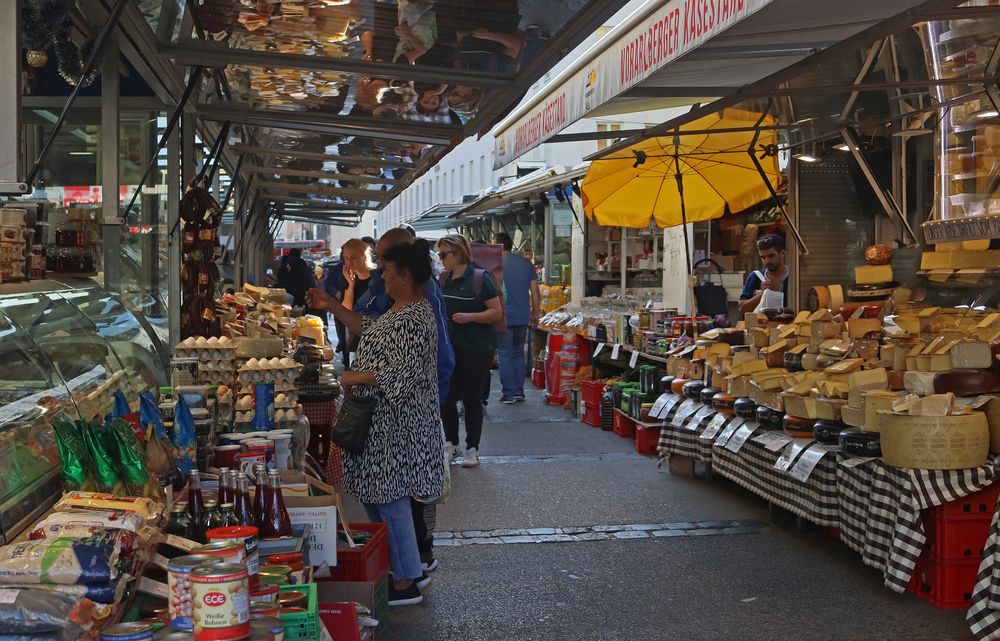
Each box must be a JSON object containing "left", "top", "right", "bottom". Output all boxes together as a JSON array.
[{"left": 494, "top": 0, "right": 772, "bottom": 168}]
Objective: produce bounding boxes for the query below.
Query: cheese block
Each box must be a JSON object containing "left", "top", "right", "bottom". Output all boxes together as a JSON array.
[
  {"left": 820, "top": 340, "right": 852, "bottom": 357},
  {"left": 849, "top": 367, "right": 888, "bottom": 390},
  {"left": 982, "top": 397, "right": 1000, "bottom": 454},
  {"left": 749, "top": 327, "right": 771, "bottom": 348},
  {"left": 904, "top": 371, "right": 938, "bottom": 396},
  {"left": 826, "top": 358, "right": 864, "bottom": 375},
  {"left": 801, "top": 353, "right": 822, "bottom": 371},
  {"left": 815, "top": 397, "right": 847, "bottom": 421},
  {"left": 880, "top": 412, "right": 989, "bottom": 470},
  {"left": 848, "top": 318, "right": 882, "bottom": 339},
  {"left": 726, "top": 358, "right": 771, "bottom": 379},
  {"left": 848, "top": 388, "right": 866, "bottom": 409},
  {"left": 841, "top": 405, "right": 864, "bottom": 428},
  {"left": 855, "top": 264, "right": 894, "bottom": 285},
  {"left": 887, "top": 369, "right": 906, "bottom": 391},
  {"left": 950, "top": 340, "right": 993, "bottom": 369},
  {"left": 729, "top": 376, "right": 751, "bottom": 398},
  {"left": 933, "top": 369, "right": 1000, "bottom": 396},
  {"left": 863, "top": 391, "right": 900, "bottom": 431},
  {"left": 816, "top": 380, "right": 850, "bottom": 399},
  {"left": 921, "top": 250, "right": 1000, "bottom": 270},
  {"left": 811, "top": 321, "right": 843, "bottom": 339},
  {"left": 781, "top": 393, "right": 818, "bottom": 419}
]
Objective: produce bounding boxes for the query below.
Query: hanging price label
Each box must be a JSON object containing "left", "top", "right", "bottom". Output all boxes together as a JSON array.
[
  {"left": 840, "top": 456, "right": 877, "bottom": 469},
  {"left": 714, "top": 418, "right": 745, "bottom": 447},
  {"left": 611, "top": 344, "right": 621, "bottom": 360},
  {"left": 672, "top": 399, "right": 699, "bottom": 424},
  {"left": 724, "top": 424, "right": 757, "bottom": 453},
  {"left": 593, "top": 343, "right": 606, "bottom": 357},
  {"left": 649, "top": 393, "right": 670, "bottom": 419},
  {"left": 752, "top": 431, "right": 793, "bottom": 452},
  {"left": 629, "top": 350, "right": 640, "bottom": 368},
  {"left": 700, "top": 413, "right": 731, "bottom": 440},
  {"left": 686, "top": 406, "right": 714, "bottom": 431},
  {"left": 789, "top": 446, "right": 830, "bottom": 482},
  {"left": 775, "top": 439, "right": 811, "bottom": 472},
  {"left": 659, "top": 395, "right": 682, "bottom": 419}
]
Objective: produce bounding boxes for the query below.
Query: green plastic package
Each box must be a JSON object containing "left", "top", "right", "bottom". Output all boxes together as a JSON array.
[
  {"left": 81, "top": 421, "right": 124, "bottom": 495},
  {"left": 53, "top": 420, "right": 91, "bottom": 489},
  {"left": 109, "top": 418, "right": 149, "bottom": 496}
]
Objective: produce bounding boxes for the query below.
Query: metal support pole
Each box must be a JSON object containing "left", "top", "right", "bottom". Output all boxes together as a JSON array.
[
  {"left": 101, "top": 36, "right": 121, "bottom": 293},
  {"left": 840, "top": 127, "right": 918, "bottom": 245},
  {"left": 166, "top": 118, "right": 181, "bottom": 346},
  {"left": 0, "top": 1, "right": 22, "bottom": 193}
]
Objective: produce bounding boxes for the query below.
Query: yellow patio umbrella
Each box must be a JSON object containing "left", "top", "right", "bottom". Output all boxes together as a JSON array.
[{"left": 581, "top": 108, "right": 782, "bottom": 229}]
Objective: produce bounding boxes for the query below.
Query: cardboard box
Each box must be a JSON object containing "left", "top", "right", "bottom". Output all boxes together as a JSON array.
[
  {"left": 709, "top": 254, "right": 738, "bottom": 272},
  {"left": 317, "top": 579, "right": 380, "bottom": 609}
]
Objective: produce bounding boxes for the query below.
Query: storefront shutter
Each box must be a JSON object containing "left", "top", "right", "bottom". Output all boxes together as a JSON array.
[{"left": 796, "top": 158, "right": 875, "bottom": 310}]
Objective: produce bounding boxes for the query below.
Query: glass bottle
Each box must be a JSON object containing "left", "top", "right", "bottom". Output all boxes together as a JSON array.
[
  {"left": 252, "top": 463, "right": 267, "bottom": 528},
  {"left": 203, "top": 499, "right": 223, "bottom": 531},
  {"left": 261, "top": 468, "right": 293, "bottom": 539},
  {"left": 234, "top": 472, "right": 255, "bottom": 527},
  {"left": 217, "top": 467, "right": 231, "bottom": 504},
  {"left": 219, "top": 502, "right": 239, "bottom": 527},
  {"left": 167, "top": 502, "right": 191, "bottom": 539},
  {"left": 186, "top": 470, "right": 206, "bottom": 542}
]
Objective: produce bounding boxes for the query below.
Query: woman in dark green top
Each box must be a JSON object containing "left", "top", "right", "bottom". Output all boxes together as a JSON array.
[{"left": 437, "top": 235, "right": 503, "bottom": 468}]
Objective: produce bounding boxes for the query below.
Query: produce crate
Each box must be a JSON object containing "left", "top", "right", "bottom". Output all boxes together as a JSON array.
[
  {"left": 931, "top": 484, "right": 1000, "bottom": 521},
  {"left": 531, "top": 368, "right": 545, "bottom": 389},
  {"left": 635, "top": 426, "right": 659, "bottom": 455},
  {"left": 279, "top": 582, "right": 319, "bottom": 640},
  {"left": 581, "top": 402, "right": 601, "bottom": 427},
  {"left": 923, "top": 512, "right": 992, "bottom": 561},
  {"left": 908, "top": 554, "right": 980, "bottom": 610},
  {"left": 581, "top": 379, "right": 606, "bottom": 405},
  {"left": 612, "top": 411, "right": 635, "bottom": 438},
  {"left": 600, "top": 396, "right": 614, "bottom": 431},
  {"left": 324, "top": 522, "right": 389, "bottom": 583}
]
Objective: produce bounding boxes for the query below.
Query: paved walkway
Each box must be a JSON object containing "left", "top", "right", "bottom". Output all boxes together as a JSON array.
[{"left": 365, "top": 376, "right": 972, "bottom": 641}]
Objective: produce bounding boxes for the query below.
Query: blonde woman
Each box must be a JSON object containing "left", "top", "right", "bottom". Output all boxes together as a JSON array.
[
  {"left": 437, "top": 235, "right": 503, "bottom": 467},
  {"left": 326, "top": 238, "right": 376, "bottom": 369}
]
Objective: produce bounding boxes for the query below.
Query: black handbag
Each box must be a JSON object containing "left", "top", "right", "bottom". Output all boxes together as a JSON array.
[
  {"left": 692, "top": 258, "right": 729, "bottom": 318},
  {"left": 331, "top": 391, "right": 375, "bottom": 455}
]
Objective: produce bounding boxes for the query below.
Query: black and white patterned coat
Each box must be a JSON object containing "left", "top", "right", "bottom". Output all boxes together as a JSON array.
[{"left": 343, "top": 299, "right": 445, "bottom": 505}]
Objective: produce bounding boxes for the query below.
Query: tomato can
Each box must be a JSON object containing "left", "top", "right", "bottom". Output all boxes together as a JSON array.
[
  {"left": 190, "top": 563, "right": 250, "bottom": 641},
  {"left": 168, "top": 554, "right": 216, "bottom": 631},
  {"left": 100, "top": 623, "right": 156, "bottom": 641},
  {"left": 250, "top": 583, "right": 279, "bottom": 604},
  {"left": 192, "top": 540, "right": 246, "bottom": 566},
  {"left": 206, "top": 526, "right": 260, "bottom": 588},
  {"left": 249, "top": 614, "right": 283, "bottom": 641}
]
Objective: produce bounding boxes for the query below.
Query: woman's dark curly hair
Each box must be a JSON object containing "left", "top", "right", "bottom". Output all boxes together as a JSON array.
[{"left": 381, "top": 238, "right": 432, "bottom": 285}]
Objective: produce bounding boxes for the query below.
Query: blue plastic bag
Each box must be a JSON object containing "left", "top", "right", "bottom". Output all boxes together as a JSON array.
[
  {"left": 172, "top": 396, "right": 197, "bottom": 476},
  {"left": 140, "top": 390, "right": 169, "bottom": 442},
  {"left": 112, "top": 390, "right": 130, "bottom": 418}
]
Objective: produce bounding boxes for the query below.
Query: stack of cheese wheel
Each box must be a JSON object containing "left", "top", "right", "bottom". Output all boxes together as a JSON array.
[
  {"left": 880, "top": 411, "right": 989, "bottom": 470},
  {"left": 847, "top": 245, "right": 898, "bottom": 305}
]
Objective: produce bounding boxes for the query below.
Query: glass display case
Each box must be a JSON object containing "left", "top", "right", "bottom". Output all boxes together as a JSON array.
[{"left": 0, "top": 280, "right": 167, "bottom": 542}]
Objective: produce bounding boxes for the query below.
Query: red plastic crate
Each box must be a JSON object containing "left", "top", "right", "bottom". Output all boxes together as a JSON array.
[
  {"left": 581, "top": 380, "right": 606, "bottom": 405},
  {"left": 546, "top": 393, "right": 567, "bottom": 406},
  {"left": 923, "top": 512, "right": 992, "bottom": 561},
  {"left": 581, "top": 402, "right": 602, "bottom": 427},
  {"left": 908, "top": 554, "right": 980, "bottom": 610},
  {"left": 932, "top": 485, "right": 1000, "bottom": 522},
  {"left": 322, "top": 522, "right": 389, "bottom": 583},
  {"left": 612, "top": 412, "right": 635, "bottom": 438},
  {"left": 531, "top": 368, "right": 545, "bottom": 389},
  {"left": 635, "top": 426, "right": 659, "bottom": 455}
]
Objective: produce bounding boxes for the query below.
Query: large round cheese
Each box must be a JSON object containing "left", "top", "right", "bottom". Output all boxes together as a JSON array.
[{"left": 880, "top": 412, "right": 989, "bottom": 470}]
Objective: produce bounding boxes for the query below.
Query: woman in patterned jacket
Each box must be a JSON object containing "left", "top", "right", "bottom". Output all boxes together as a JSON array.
[{"left": 338, "top": 238, "right": 445, "bottom": 607}]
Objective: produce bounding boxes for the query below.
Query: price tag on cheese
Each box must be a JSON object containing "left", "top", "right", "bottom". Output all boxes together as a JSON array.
[
  {"left": 588, "top": 325, "right": 597, "bottom": 338},
  {"left": 672, "top": 399, "right": 699, "bottom": 425},
  {"left": 629, "top": 350, "right": 640, "bottom": 368},
  {"left": 649, "top": 394, "right": 671, "bottom": 419},
  {"left": 774, "top": 439, "right": 811, "bottom": 472},
  {"left": 715, "top": 418, "right": 745, "bottom": 447},
  {"left": 660, "top": 395, "right": 682, "bottom": 419},
  {"left": 700, "top": 413, "right": 731, "bottom": 440},
  {"left": 752, "top": 431, "right": 792, "bottom": 452},
  {"left": 840, "top": 456, "right": 877, "bottom": 469},
  {"left": 725, "top": 424, "right": 758, "bottom": 453},
  {"left": 593, "top": 343, "right": 606, "bottom": 357},
  {"left": 686, "top": 406, "right": 714, "bottom": 431},
  {"left": 611, "top": 344, "right": 621, "bottom": 360},
  {"left": 789, "top": 446, "right": 830, "bottom": 482}
]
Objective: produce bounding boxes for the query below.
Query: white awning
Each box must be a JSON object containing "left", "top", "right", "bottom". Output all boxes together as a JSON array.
[{"left": 492, "top": 0, "right": 938, "bottom": 168}]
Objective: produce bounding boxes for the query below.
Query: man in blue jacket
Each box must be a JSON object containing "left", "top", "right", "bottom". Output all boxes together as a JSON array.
[{"left": 306, "top": 227, "right": 454, "bottom": 575}]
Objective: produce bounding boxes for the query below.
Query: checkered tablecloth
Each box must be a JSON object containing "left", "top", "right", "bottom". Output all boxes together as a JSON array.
[
  {"left": 837, "top": 458, "right": 997, "bottom": 594},
  {"left": 968, "top": 503, "right": 1000, "bottom": 640},
  {"left": 656, "top": 397, "right": 715, "bottom": 463},
  {"left": 711, "top": 426, "right": 841, "bottom": 527}
]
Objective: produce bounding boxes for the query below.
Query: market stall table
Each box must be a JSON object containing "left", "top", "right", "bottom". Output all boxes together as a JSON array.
[
  {"left": 967, "top": 493, "right": 1000, "bottom": 640},
  {"left": 656, "top": 395, "right": 715, "bottom": 463},
  {"left": 837, "top": 458, "right": 998, "bottom": 593}
]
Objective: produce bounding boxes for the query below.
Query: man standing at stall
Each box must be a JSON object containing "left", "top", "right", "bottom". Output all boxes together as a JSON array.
[
  {"left": 494, "top": 233, "right": 539, "bottom": 404},
  {"left": 738, "top": 234, "right": 790, "bottom": 314}
]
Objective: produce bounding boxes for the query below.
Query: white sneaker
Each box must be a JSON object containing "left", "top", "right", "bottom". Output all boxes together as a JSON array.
[
  {"left": 457, "top": 401, "right": 465, "bottom": 416},
  {"left": 462, "top": 447, "right": 480, "bottom": 467},
  {"left": 444, "top": 442, "right": 461, "bottom": 463}
]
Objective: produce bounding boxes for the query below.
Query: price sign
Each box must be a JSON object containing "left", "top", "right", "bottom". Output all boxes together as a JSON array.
[
  {"left": 629, "top": 350, "right": 640, "bottom": 368},
  {"left": 593, "top": 343, "right": 606, "bottom": 357},
  {"left": 686, "top": 406, "right": 714, "bottom": 431},
  {"left": 752, "top": 431, "right": 793, "bottom": 452},
  {"left": 672, "top": 399, "right": 698, "bottom": 425},
  {"left": 774, "top": 439, "right": 811, "bottom": 472},
  {"left": 724, "top": 424, "right": 757, "bottom": 453},
  {"left": 288, "top": 506, "right": 338, "bottom": 567},
  {"left": 700, "top": 413, "right": 731, "bottom": 440},
  {"left": 840, "top": 456, "right": 877, "bottom": 469},
  {"left": 611, "top": 344, "right": 621, "bottom": 360},
  {"left": 789, "top": 446, "right": 829, "bottom": 482},
  {"left": 649, "top": 394, "right": 670, "bottom": 419},
  {"left": 659, "top": 395, "right": 682, "bottom": 419},
  {"left": 715, "top": 418, "right": 745, "bottom": 447}
]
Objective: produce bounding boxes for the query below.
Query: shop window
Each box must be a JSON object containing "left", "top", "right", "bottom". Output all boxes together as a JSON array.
[{"left": 597, "top": 123, "right": 622, "bottom": 150}]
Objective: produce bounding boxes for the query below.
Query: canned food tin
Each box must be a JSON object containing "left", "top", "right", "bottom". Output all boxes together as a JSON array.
[
  {"left": 249, "top": 615, "right": 284, "bottom": 641},
  {"left": 250, "top": 583, "right": 279, "bottom": 604},
  {"left": 154, "top": 628, "right": 194, "bottom": 641},
  {"left": 168, "top": 554, "right": 217, "bottom": 631},
  {"left": 101, "top": 623, "right": 156, "bottom": 641},
  {"left": 249, "top": 631, "right": 274, "bottom": 641},
  {"left": 266, "top": 553, "right": 303, "bottom": 584},
  {"left": 141, "top": 601, "right": 171, "bottom": 619},
  {"left": 258, "top": 565, "right": 291, "bottom": 584},
  {"left": 192, "top": 540, "right": 246, "bottom": 566},
  {"left": 276, "top": 590, "right": 306, "bottom": 609},
  {"left": 250, "top": 600, "right": 280, "bottom": 617},
  {"left": 206, "top": 526, "right": 260, "bottom": 588},
  {"left": 190, "top": 563, "right": 250, "bottom": 641}
]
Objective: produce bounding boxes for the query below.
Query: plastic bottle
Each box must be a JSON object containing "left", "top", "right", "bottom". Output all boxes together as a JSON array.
[
  {"left": 186, "top": 470, "right": 206, "bottom": 542},
  {"left": 233, "top": 471, "right": 255, "bottom": 527},
  {"left": 261, "top": 468, "right": 293, "bottom": 539}
]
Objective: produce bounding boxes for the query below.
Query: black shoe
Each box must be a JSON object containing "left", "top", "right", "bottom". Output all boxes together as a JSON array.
[
  {"left": 513, "top": 394, "right": 526, "bottom": 402},
  {"left": 416, "top": 572, "right": 432, "bottom": 589},
  {"left": 421, "top": 556, "right": 439, "bottom": 572},
  {"left": 389, "top": 582, "right": 423, "bottom": 606}
]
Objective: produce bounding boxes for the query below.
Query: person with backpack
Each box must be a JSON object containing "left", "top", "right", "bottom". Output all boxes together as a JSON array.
[{"left": 437, "top": 234, "right": 504, "bottom": 468}]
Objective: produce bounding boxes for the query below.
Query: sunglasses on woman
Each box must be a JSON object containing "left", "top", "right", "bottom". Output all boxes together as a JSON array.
[{"left": 438, "top": 250, "right": 454, "bottom": 260}]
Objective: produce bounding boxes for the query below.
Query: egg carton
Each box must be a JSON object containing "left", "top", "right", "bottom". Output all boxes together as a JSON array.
[
  {"left": 237, "top": 356, "right": 301, "bottom": 372},
  {"left": 236, "top": 391, "right": 298, "bottom": 408},
  {"left": 197, "top": 361, "right": 238, "bottom": 372},
  {"left": 237, "top": 379, "right": 299, "bottom": 393}
]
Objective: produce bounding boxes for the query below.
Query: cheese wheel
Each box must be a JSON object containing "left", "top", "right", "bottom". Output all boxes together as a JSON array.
[
  {"left": 887, "top": 369, "right": 906, "bottom": 390},
  {"left": 828, "top": 284, "right": 845, "bottom": 310},
  {"left": 808, "top": 286, "right": 830, "bottom": 312},
  {"left": 933, "top": 369, "right": 1000, "bottom": 396},
  {"left": 671, "top": 378, "right": 689, "bottom": 395},
  {"left": 784, "top": 351, "right": 804, "bottom": 371},
  {"left": 801, "top": 353, "right": 821, "bottom": 370},
  {"left": 881, "top": 412, "right": 989, "bottom": 470}
]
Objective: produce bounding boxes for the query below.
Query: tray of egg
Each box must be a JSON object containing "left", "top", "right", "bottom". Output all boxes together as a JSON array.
[
  {"left": 174, "top": 336, "right": 237, "bottom": 367},
  {"left": 233, "top": 391, "right": 300, "bottom": 425},
  {"left": 234, "top": 394, "right": 255, "bottom": 424},
  {"left": 237, "top": 357, "right": 302, "bottom": 392}
]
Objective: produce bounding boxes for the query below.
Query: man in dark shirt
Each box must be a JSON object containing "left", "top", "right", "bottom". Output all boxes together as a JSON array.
[
  {"left": 277, "top": 248, "right": 316, "bottom": 308},
  {"left": 738, "top": 234, "right": 789, "bottom": 313}
]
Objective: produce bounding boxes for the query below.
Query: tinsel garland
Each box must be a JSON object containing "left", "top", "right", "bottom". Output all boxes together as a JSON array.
[{"left": 21, "top": 0, "right": 101, "bottom": 87}]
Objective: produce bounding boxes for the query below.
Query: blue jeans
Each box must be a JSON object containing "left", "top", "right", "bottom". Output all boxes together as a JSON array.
[
  {"left": 497, "top": 325, "right": 529, "bottom": 398},
  {"left": 364, "top": 496, "right": 423, "bottom": 581}
]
